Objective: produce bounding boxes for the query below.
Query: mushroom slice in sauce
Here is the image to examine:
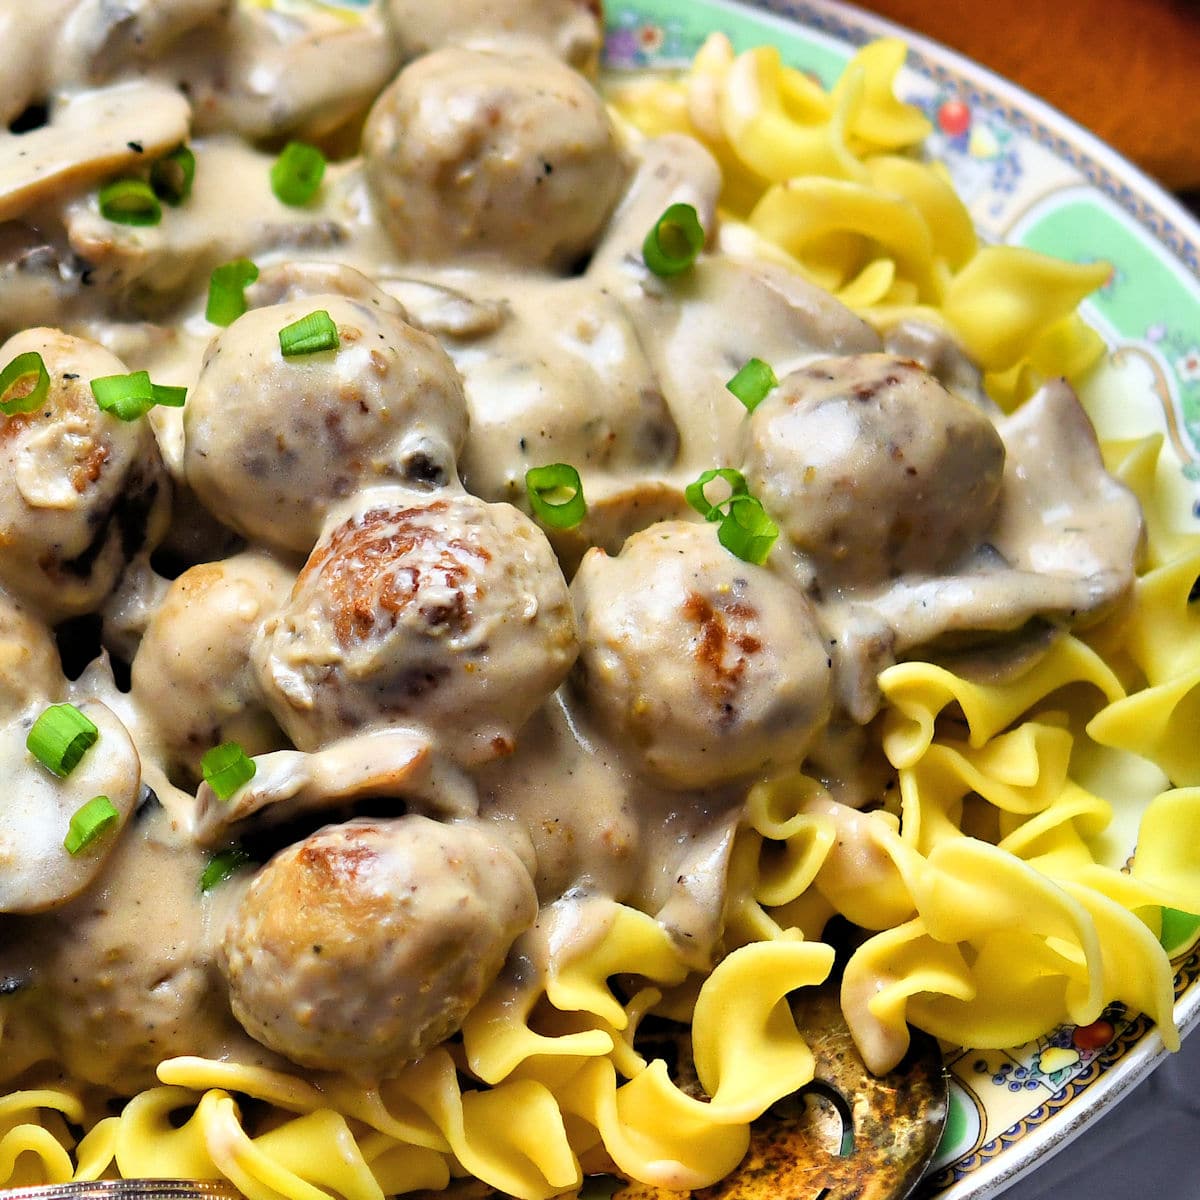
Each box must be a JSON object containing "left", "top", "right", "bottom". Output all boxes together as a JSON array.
[
  {"left": 190, "top": 727, "right": 477, "bottom": 848},
  {"left": 0, "top": 80, "right": 191, "bottom": 224},
  {"left": 0, "top": 699, "right": 140, "bottom": 914}
]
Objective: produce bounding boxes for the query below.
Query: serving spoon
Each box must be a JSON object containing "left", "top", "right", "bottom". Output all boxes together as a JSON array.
[{"left": 0, "top": 986, "right": 947, "bottom": 1200}]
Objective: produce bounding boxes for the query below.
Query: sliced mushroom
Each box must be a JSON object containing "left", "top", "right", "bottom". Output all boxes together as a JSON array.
[
  {"left": 53, "top": 0, "right": 233, "bottom": 87},
  {"left": 190, "top": 727, "right": 477, "bottom": 847},
  {"left": 0, "top": 699, "right": 141, "bottom": 914},
  {"left": 0, "top": 80, "right": 191, "bottom": 224},
  {"left": 246, "top": 261, "right": 408, "bottom": 318}
]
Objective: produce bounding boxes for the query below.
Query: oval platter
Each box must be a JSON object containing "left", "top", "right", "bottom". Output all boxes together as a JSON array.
[{"left": 602, "top": 0, "right": 1200, "bottom": 1197}]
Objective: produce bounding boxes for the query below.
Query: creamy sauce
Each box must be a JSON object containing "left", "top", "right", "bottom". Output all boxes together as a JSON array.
[{"left": 0, "top": 0, "right": 1141, "bottom": 1100}]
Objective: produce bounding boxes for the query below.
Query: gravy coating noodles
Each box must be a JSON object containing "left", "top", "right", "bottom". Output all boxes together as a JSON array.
[{"left": 0, "top": 4, "right": 1198, "bottom": 1196}]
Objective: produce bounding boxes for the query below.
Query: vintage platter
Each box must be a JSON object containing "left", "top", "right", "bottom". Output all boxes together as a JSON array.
[{"left": 603, "top": 0, "right": 1200, "bottom": 1197}]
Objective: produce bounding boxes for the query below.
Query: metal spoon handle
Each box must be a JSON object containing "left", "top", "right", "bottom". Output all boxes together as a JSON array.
[{"left": 2, "top": 1183, "right": 239, "bottom": 1200}]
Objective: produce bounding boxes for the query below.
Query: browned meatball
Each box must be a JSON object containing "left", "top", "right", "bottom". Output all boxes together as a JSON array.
[
  {"left": 571, "top": 521, "right": 834, "bottom": 789},
  {"left": 253, "top": 491, "right": 578, "bottom": 763},
  {"left": 0, "top": 328, "right": 167, "bottom": 621},
  {"left": 184, "top": 294, "right": 468, "bottom": 556},
  {"left": 130, "top": 551, "right": 293, "bottom": 784},
  {"left": 362, "top": 44, "right": 628, "bottom": 270},
  {"left": 741, "top": 354, "right": 1006, "bottom": 588},
  {"left": 220, "top": 816, "right": 537, "bottom": 1075}
]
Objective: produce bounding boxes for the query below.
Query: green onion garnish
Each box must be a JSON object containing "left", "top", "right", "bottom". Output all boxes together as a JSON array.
[
  {"left": 525, "top": 463, "right": 587, "bottom": 529},
  {"left": 270, "top": 141, "right": 326, "bottom": 206},
  {"left": 0, "top": 351, "right": 50, "bottom": 415},
  {"left": 98, "top": 178, "right": 162, "bottom": 226},
  {"left": 685, "top": 467, "right": 751, "bottom": 522},
  {"left": 90, "top": 370, "right": 186, "bottom": 420},
  {"left": 642, "top": 202, "right": 705, "bottom": 277},
  {"left": 27, "top": 704, "right": 99, "bottom": 777},
  {"left": 278, "top": 310, "right": 339, "bottom": 357},
  {"left": 63, "top": 795, "right": 120, "bottom": 856},
  {"left": 725, "top": 357, "right": 778, "bottom": 412},
  {"left": 717, "top": 495, "right": 778, "bottom": 565},
  {"left": 201, "top": 741, "right": 256, "bottom": 801},
  {"left": 206, "top": 258, "right": 259, "bottom": 326},
  {"left": 685, "top": 469, "right": 779, "bottom": 564},
  {"left": 149, "top": 144, "right": 195, "bottom": 206},
  {"left": 200, "top": 847, "right": 251, "bottom": 892}
]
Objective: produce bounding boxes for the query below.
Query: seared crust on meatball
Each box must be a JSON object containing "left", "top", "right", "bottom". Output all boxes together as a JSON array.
[
  {"left": 362, "top": 44, "right": 628, "bottom": 269},
  {"left": 184, "top": 294, "right": 468, "bottom": 556},
  {"left": 571, "top": 521, "right": 834, "bottom": 789},
  {"left": 254, "top": 491, "right": 578, "bottom": 762},
  {"left": 220, "top": 815, "right": 537, "bottom": 1074},
  {"left": 741, "top": 354, "right": 1005, "bottom": 588}
]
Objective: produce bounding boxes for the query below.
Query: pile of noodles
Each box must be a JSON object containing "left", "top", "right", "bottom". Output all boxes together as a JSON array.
[{"left": 4, "top": 34, "right": 1199, "bottom": 1200}]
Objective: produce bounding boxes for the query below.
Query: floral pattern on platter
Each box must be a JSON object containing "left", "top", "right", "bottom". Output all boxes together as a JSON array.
[{"left": 605, "top": 2, "right": 1200, "bottom": 1198}]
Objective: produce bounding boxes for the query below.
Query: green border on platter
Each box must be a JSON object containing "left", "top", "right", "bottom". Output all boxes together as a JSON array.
[{"left": 604, "top": 0, "right": 1200, "bottom": 1192}]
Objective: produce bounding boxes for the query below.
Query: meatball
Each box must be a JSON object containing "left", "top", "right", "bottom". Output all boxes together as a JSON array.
[
  {"left": 130, "top": 551, "right": 293, "bottom": 784},
  {"left": 384, "top": 0, "right": 603, "bottom": 72},
  {"left": 0, "top": 594, "right": 64, "bottom": 723},
  {"left": 362, "top": 44, "right": 629, "bottom": 270},
  {"left": 4, "top": 804, "right": 255, "bottom": 1090},
  {"left": 0, "top": 328, "right": 167, "bottom": 621},
  {"left": 253, "top": 490, "right": 578, "bottom": 763},
  {"left": 456, "top": 279, "right": 679, "bottom": 503},
  {"left": 741, "top": 354, "right": 1006, "bottom": 588},
  {"left": 571, "top": 521, "right": 834, "bottom": 790},
  {"left": 220, "top": 816, "right": 537, "bottom": 1074},
  {"left": 184, "top": 295, "right": 468, "bottom": 556}
]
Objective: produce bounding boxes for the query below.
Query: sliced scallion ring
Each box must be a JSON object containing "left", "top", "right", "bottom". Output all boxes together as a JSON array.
[
  {"left": 206, "top": 258, "right": 259, "bottom": 326},
  {"left": 27, "top": 703, "right": 99, "bottom": 777},
  {"left": 63, "top": 796, "right": 120, "bottom": 856},
  {"left": 270, "top": 141, "right": 326, "bottom": 206},
  {"left": 525, "top": 463, "right": 587, "bottom": 529},
  {"left": 90, "top": 370, "right": 185, "bottom": 419},
  {"left": 200, "top": 847, "right": 251, "bottom": 892},
  {"left": 684, "top": 467, "right": 751, "bottom": 522},
  {"left": 98, "top": 178, "right": 162, "bottom": 226},
  {"left": 725, "top": 357, "right": 778, "bottom": 412},
  {"left": 717, "top": 495, "right": 779, "bottom": 565},
  {"left": 0, "top": 351, "right": 50, "bottom": 415},
  {"left": 149, "top": 144, "right": 196, "bottom": 206},
  {"left": 202, "top": 741, "right": 256, "bottom": 801},
  {"left": 642, "top": 202, "right": 705, "bottom": 277},
  {"left": 279, "top": 310, "right": 339, "bottom": 357}
]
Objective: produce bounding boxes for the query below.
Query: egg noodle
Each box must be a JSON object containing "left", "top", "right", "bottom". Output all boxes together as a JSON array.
[{"left": 4, "top": 32, "right": 1200, "bottom": 1200}]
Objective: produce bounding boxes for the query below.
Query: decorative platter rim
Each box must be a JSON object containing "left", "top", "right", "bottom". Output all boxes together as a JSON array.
[{"left": 603, "top": 1, "right": 1200, "bottom": 1197}]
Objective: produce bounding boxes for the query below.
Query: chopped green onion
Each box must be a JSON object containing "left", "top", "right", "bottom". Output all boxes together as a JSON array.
[
  {"left": 202, "top": 741, "right": 256, "bottom": 801},
  {"left": 63, "top": 796, "right": 120, "bottom": 856},
  {"left": 0, "top": 351, "right": 50, "bottom": 415},
  {"left": 717, "top": 495, "right": 778, "bottom": 565},
  {"left": 270, "top": 141, "right": 326, "bottom": 206},
  {"left": 149, "top": 144, "right": 195, "bottom": 206},
  {"left": 642, "top": 202, "right": 705, "bottom": 277},
  {"left": 27, "top": 704, "right": 99, "bottom": 777},
  {"left": 525, "top": 463, "right": 587, "bottom": 529},
  {"left": 98, "top": 178, "right": 162, "bottom": 226},
  {"left": 200, "top": 847, "right": 251, "bottom": 892},
  {"left": 151, "top": 381, "right": 187, "bottom": 408},
  {"left": 206, "top": 258, "right": 259, "bottom": 326},
  {"left": 90, "top": 370, "right": 186, "bottom": 420},
  {"left": 726, "top": 357, "right": 778, "bottom": 412},
  {"left": 685, "top": 467, "right": 750, "bottom": 522},
  {"left": 279, "top": 310, "right": 339, "bottom": 357}
]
